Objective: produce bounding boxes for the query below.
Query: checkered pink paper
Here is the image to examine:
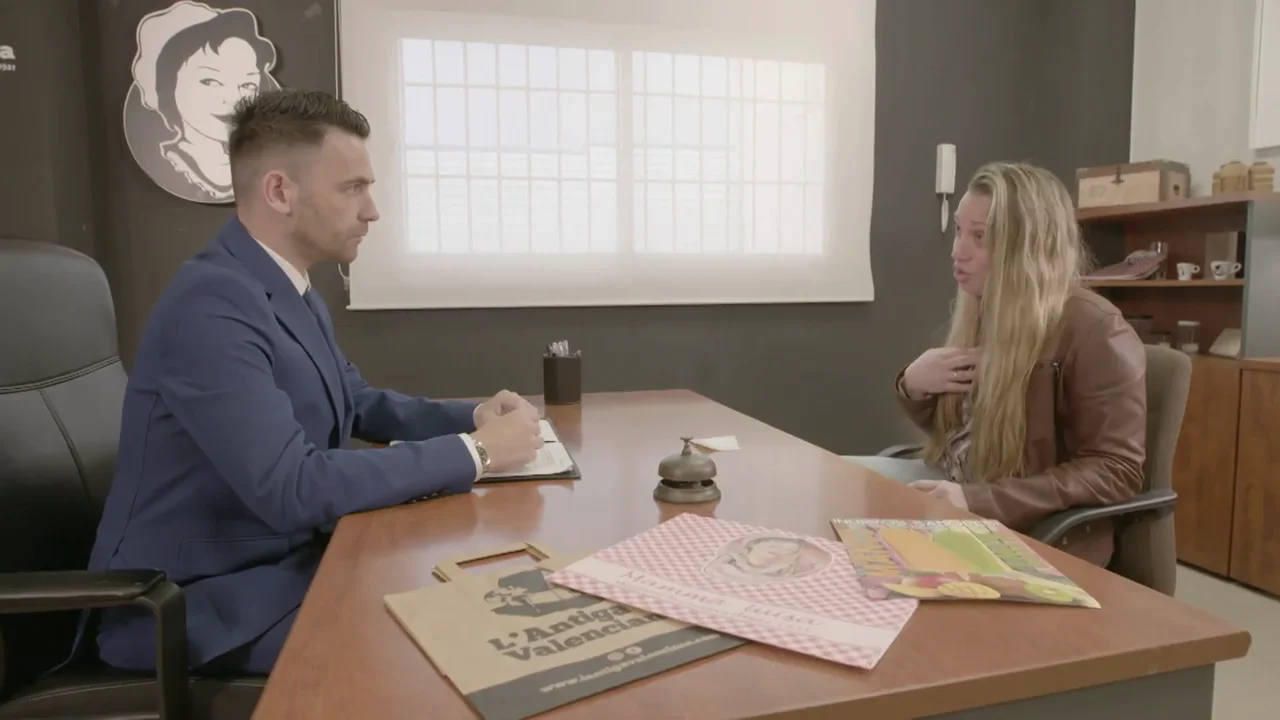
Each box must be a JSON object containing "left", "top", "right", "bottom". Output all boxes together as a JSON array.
[{"left": 546, "top": 513, "right": 918, "bottom": 670}]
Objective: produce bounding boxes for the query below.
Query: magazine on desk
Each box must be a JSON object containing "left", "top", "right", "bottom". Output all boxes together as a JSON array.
[
  {"left": 831, "top": 518, "right": 1100, "bottom": 608},
  {"left": 547, "top": 513, "right": 919, "bottom": 670}
]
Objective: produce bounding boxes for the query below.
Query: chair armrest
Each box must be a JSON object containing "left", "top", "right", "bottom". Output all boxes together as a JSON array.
[
  {"left": 878, "top": 443, "right": 924, "bottom": 459},
  {"left": 1029, "top": 489, "right": 1178, "bottom": 548},
  {"left": 0, "top": 569, "right": 190, "bottom": 720},
  {"left": 0, "top": 570, "right": 165, "bottom": 613}
]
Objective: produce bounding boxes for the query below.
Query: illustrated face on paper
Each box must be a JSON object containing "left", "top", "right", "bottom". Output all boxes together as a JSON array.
[
  {"left": 703, "top": 534, "right": 832, "bottom": 586},
  {"left": 744, "top": 539, "right": 803, "bottom": 568}
]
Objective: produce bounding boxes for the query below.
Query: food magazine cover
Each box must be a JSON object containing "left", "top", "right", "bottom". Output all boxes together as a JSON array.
[
  {"left": 830, "top": 518, "right": 1100, "bottom": 607},
  {"left": 546, "top": 514, "right": 919, "bottom": 670}
]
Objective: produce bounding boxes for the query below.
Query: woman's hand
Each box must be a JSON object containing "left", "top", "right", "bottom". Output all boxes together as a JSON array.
[
  {"left": 901, "top": 347, "right": 980, "bottom": 399},
  {"left": 909, "top": 480, "right": 969, "bottom": 510}
]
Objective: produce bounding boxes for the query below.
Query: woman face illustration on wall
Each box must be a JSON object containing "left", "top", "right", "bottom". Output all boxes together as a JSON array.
[{"left": 123, "top": 2, "right": 280, "bottom": 204}]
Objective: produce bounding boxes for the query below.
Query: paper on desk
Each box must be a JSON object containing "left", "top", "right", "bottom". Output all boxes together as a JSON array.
[
  {"left": 483, "top": 441, "right": 574, "bottom": 479},
  {"left": 539, "top": 419, "right": 559, "bottom": 442},
  {"left": 389, "top": 418, "right": 559, "bottom": 451},
  {"left": 690, "top": 435, "right": 740, "bottom": 452}
]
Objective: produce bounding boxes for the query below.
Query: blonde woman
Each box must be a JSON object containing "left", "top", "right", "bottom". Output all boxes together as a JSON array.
[{"left": 856, "top": 162, "right": 1146, "bottom": 567}]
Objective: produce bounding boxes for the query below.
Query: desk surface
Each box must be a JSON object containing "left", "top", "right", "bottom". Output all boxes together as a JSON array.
[{"left": 252, "top": 390, "right": 1249, "bottom": 719}]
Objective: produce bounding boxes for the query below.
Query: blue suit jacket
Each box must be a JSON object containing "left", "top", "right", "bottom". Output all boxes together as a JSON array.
[{"left": 86, "top": 217, "right": 479, "bottom": 670}]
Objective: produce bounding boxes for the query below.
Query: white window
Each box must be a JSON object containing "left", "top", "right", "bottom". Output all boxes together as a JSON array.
[
  {"left": 630, "top": 52, "right": 826, "bottom": 256},
  {"left": 338, "top": 1, "right": 876, "bottom": 309},
  {"left": 401, "top": 40, "right": 622, "bottom": 255}
]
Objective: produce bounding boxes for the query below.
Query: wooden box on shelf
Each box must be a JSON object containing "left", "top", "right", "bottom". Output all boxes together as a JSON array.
[
  {"left": 1076, "top": 160, "right": 1190, "bottom": 209},
  {"left": 1212, "top": 160, "right": 1275, "bottom": 194}
]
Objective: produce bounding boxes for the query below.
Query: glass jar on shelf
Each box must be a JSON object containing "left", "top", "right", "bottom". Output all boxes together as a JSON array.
[{"left": 1175, "top": 320, "right": 1201, "bottom": 354}]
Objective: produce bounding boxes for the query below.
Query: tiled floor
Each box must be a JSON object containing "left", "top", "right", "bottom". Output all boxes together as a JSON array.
[{"left": 1174, "top": 564, "right": 1279, "bottom": 719}]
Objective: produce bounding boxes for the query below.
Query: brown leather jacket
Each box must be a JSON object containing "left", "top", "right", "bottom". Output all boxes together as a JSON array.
[{"left": 895, "top": 288, "right": 1147, "bottom": 566}]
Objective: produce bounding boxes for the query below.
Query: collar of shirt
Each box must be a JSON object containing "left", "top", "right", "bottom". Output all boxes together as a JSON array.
[{"left": 252, "top": 236, "right": 310, "bottom": 295}]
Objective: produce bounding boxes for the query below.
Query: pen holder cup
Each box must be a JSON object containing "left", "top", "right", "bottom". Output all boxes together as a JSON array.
[{"left": 543, "top": 354, "right": 582, "bottom": 406}]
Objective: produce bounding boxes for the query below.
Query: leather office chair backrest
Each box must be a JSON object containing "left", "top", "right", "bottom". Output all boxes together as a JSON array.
[
  {"left": 1110, "top": 345, "right": 1191, "bottom": 596},
  {"left": 0, "top": 240, "right": 127, "bottom": 695}
]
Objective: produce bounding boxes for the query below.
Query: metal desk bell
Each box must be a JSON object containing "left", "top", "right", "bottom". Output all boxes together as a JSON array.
[{"left": 654, "top": 437, "right": 720, "bottom": 504}]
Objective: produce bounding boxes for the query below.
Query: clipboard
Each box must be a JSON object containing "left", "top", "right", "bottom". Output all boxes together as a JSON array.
[{"left": 477, "top": 417, "right": 582, "bottom": 484}]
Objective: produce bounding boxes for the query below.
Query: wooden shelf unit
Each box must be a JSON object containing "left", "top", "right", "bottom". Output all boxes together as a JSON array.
[
  {"left": 1082, "top": 279, "right": 1244, "bottom": 288},
  {"left": 1076, "top": 192, "right": 1280, "bottom": 592},
  {"left": 1076, "top": 191, "right": 1276, "bottom": 222},
  {"left": 1076, "top": 192, "right": 1280, "bottom": 355}
]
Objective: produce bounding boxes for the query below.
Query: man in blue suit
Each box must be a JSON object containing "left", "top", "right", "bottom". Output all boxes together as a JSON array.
[{"left": 87, "top": 89, "right": 544, "bottom": 675}]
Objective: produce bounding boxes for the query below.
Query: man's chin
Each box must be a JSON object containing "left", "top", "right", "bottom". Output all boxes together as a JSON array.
[{"left": 339, "top": 242, "right": 361, "bottom": 264}]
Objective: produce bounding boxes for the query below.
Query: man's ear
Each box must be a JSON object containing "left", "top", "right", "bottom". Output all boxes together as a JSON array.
[{"left": 261, "top": 170, "right": 294, "bottom": 216}]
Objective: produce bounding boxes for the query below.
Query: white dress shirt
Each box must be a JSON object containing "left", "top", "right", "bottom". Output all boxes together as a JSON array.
[{"left": 253, "top": 238, "right": 482, "bottom": 478}]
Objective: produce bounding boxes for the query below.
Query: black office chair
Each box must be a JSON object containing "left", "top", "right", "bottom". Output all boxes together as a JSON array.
[{"left": 0, "top": 239, "right": 263, "bottom": 719}]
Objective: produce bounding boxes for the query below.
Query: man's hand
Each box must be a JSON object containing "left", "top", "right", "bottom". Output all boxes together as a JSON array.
[
  {"left": 475, "top": 389, "right": 539, "bottom": 428},
  {"left": 909, "top": 479, "right": 969, "bottom": 510},
  {"left": 471, "top": 410, "right": 543, "bottom": 473}
]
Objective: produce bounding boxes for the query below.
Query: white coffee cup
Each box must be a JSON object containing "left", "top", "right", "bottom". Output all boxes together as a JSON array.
[
  {"left": 1210, "top": 260, "right": 1242, "bottom": 280},
  {"left": 1176, "top": 262, "right": 1200, "bottom": 281}
]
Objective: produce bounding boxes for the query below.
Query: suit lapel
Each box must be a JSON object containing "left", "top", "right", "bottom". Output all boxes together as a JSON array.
[
  {"left": 274, "top": 294, "right": 345, "bottom": 430},
  {"left": 215, "top": 219, "right": 346, "bottom": 432},
  {"left": 306, "top": 291, "right": 357, "bottom": 442}
]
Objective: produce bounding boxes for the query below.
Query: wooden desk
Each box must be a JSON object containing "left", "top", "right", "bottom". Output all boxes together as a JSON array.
[{"left": 253, "top": 391, "right": 1249, "bottom": 720}]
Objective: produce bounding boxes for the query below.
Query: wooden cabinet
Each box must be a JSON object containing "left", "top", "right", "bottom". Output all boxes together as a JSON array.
[
  {"left": 1076, "top": 192, "right": 1280, "bottom": 594},
  {"left": 1230, "top": 361, "right": 1280, "bottom": 595},
  {"left": 1171, "top": 356, "right": 1241, "bottom": 576}
]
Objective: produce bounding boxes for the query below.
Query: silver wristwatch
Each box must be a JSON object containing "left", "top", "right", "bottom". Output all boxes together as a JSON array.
[{"left": 472, "top": 436, "right": 492, "bottom": 474}]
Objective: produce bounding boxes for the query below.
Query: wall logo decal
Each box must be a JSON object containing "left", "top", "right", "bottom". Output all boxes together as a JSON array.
[
  {"left": 0, "top": 44, "right": 15, "bottom": 73},
  {"left": 123, "top": 2, "right": 280, "bottom": 204}
]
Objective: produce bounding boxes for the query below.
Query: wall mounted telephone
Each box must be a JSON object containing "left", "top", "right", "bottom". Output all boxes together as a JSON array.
[{"left": 936, "top": 143, "right": 956, "bottom": 234}]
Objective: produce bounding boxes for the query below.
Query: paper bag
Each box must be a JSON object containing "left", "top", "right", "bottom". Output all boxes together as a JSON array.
[{"left": 384, "top": 542, "right": 744, "bottom": 720}]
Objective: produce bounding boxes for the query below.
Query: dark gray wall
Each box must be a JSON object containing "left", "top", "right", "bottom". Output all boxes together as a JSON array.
[
  {"left": 1031, "top": 1, "right": 1143, "bottom": 188},
  {"left": 0, "top": 0, "right": 1134, "bottom": 455},
  {"left": 0, "top": 0, "right": 98, "bottom": 258}
]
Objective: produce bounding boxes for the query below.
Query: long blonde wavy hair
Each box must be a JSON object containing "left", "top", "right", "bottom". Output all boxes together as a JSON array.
[{"left": 923, "top": 162, "right": 1088, "bottom": 482}]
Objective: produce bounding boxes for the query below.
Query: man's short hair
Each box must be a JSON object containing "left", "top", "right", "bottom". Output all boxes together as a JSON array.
[{"left": 228, "top": 88, "right": 370, "bottom": 197}]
